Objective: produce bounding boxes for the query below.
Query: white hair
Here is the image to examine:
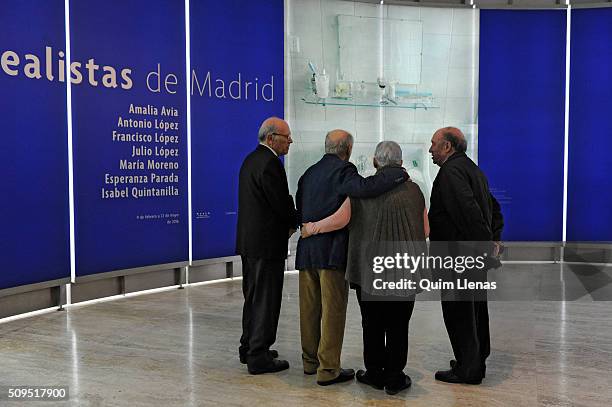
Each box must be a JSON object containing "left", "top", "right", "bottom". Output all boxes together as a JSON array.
[{"left": 374, "top": 141, "right": 402, "bottom": 167}]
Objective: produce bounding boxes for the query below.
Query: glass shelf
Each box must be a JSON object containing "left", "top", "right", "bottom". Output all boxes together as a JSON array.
[{"left": 301, "top": 94, "right": 439, "bottom": 110}]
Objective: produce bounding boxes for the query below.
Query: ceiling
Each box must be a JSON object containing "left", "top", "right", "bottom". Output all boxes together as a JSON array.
[{"left": 354, "top": 0, "right": 612, "bottom": 8}]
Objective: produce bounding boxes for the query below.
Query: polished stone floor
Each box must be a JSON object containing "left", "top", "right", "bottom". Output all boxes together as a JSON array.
[{"left": 1, "top": 264, "right": 612, "bottom": 406}]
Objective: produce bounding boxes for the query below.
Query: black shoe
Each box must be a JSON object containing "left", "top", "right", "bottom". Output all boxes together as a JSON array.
[
  {"left": 247, "top": 359, "right": 289, "bottom": 375},
  {"left": 304, "top": 370, "right": 317, "bottom": 375},
  {"left": 435, "top": 369, "right": 481, "bottom": 385},
  {"left": 240, "top": 349, "right": 279, "bottom": 364},
  {"left": 385, "top": 375, "right": 412, "bottom": 395},
  {"left": 317, "top": 368, "right": 355, "bottom": 386},
  {"left": 356, "top": 369, "right": 384, "bottom": 390},
  {"left": 450, "top": 360, "right": 486, "bottom": 379}
]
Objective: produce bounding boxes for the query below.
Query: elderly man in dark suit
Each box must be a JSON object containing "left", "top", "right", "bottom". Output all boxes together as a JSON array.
[
  {"left": 236, "top": 116, "right": 298, "bottom": 375},
  {"left": 295, "top": 130, "right": 408, "bottom": 386},
  {"left": 428, "top": 127, "right": 503, "bottom": 385}
]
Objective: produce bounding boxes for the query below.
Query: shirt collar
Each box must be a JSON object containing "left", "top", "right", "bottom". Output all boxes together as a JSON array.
[{"left": 260, "top": 142, "right": 278, "bottom": 157}]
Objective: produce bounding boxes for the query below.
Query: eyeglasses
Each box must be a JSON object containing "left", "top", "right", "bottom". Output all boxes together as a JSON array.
[{"left": 272, "top": 132, "right": 292, "bottom": 140}]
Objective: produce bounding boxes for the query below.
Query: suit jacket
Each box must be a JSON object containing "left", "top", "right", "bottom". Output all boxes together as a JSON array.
[
  {"left": 236, "top": 145, "right": 297, "bottom": 260},
  {"left": 295, "top": 154, "right": 408, "bottom": 270},
  {"left": 429, "top": 152, "right": 503, "bottom": 242}
]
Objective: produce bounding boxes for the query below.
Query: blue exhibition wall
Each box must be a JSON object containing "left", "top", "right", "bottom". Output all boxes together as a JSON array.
[
  {"left": 0, "top": 0, "right": 70, "bottom": 289},
  {"left": 70, "top": 0, "right": 189, "bottom": 277},
  {"left": 6, "top": 2, "right": 610, "bottom": 294},
  {"left": 190, "top": 0, "right": 285, "bottom": 260},
  {"left": 479, "top": 10, "right": 566, "bottom": 241},
  {"left": 567, "top": 8, "right": 612, "bottom": 242}
]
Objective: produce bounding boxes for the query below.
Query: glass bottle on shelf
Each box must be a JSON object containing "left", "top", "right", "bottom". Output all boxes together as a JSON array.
[{"left": 377, "top": 76, "right": 387, "bottom": 105}]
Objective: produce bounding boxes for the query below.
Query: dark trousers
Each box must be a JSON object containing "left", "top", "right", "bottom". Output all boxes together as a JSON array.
[
  {"left": 239, "top": 256, "right": 285, "bottom": 367},
  {"left": 441, "top": 299, "right": 490, "bottom": 380},
  {"left": 356, "top": 287, "right": 415, "bottom": 387}
]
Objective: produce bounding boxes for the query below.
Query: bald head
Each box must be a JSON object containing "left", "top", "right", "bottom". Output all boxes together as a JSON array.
[
  {"left": 429, "top": 127, "right": 467, "bottom": 167},
  {"left": 435, "top": 127, "right": 467, "bottom": 153},
  {"left": 258, "top": 117, "right": 288, "bottom": 141},
  {"left": 258, "top": 116, "right": 292, "bottom": 156},
  {"left": 325, "top": 129, "right": 353, "bottom": 160}
]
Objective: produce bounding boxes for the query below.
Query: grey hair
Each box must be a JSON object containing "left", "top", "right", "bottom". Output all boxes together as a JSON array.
[
  {"left": 258, "top": 123, "right": 278, "bottom": 142},
  {"left": 324, "top": 131, "right": 354, "bottom": 157},
  {"left": 374, "top": 141, "right": 402, "bottom": 167},
  {"left": 441, "top": 130, "right": 468, "bottom": 153}
]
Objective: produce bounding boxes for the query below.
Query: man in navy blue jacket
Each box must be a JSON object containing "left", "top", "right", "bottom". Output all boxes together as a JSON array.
[{"left": 295, "top": 129, "right": 408, "bottom": 386}]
